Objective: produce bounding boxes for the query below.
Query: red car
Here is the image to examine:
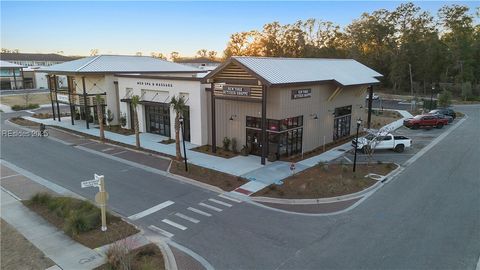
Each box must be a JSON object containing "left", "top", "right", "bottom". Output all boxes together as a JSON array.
[{"left": 403, "top": 114, "right": 448, "bottom": 129}]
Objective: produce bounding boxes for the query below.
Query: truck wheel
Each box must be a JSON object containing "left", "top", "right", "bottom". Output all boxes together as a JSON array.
[
  {"left": 394, "top": 144, "right": 405, "bottom": 153},
  {"left": 436, "top": 124, "right": 444, "bottom": 129},
  {"left": 412, "top": 124, "right": 419, "bottom": 130}
]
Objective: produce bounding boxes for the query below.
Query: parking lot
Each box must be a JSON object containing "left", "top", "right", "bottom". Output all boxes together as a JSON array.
[{"left": 335, "top": 118, "right": 462, "bottom": 166}]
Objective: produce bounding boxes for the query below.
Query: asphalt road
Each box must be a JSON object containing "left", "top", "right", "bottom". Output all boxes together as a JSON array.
[{"left": 1, "top": 105, "right": 479, "bottom": 269}]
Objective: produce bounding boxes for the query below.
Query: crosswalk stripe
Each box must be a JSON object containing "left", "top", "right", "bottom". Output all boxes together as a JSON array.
[
  {"left": 175, "top": 213, "right": 200, "bottom": 224},
  {"left": 162, "top": 219, "right": 187, "bottom": 230},
  {"left": 219, "top": 194, "right": 242, "bottom": 203},
  {"left": 128, "top": 201, "right": 174, "bottom": 220},
  {"left": 187, "top": 207, "right": 212, "bottom": 217},
  {"left": 148, "top": 225, "right": 174, "bottom": 238},
  {"left": 199, "top": 202, "right": 222, "bottom": 212},
  {"left": 208, "top": 198, "right": 232, "bottom": 207}
]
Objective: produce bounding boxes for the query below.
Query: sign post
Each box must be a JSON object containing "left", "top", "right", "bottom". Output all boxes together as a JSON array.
[{"left": 81, "top": 174, "right": 108, "bottom": 232}]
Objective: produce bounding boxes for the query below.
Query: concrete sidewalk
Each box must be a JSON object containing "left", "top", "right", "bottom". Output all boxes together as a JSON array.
[{"left": 0, "top": 190, "right": 105, "bottom": 270}]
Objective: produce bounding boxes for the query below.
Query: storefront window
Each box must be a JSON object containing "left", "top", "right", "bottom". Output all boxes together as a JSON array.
[{"left": 145, "top": 103, "right": 171, "bottom": 137}]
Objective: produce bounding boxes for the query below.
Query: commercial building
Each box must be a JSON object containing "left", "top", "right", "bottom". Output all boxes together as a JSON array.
[
  {"left": 175, "top": 57, "right": 221, "bottom": 71},
  {"left": 0, "top": 60, "right": 24, "bottom": 90},
  {"left": 0, "top": 53, "right": 79, "bottom": 67},
  {"left": 203, "top": 57, "right": 382, "bottom": 164},
  {"left": 40, "top": 55, "right": 206, "bottom": 133}
]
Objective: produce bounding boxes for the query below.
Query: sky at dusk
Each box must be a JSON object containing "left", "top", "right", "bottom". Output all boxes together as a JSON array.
[{"left": 1, "top": 1, "right": 478, "bottom": 57}]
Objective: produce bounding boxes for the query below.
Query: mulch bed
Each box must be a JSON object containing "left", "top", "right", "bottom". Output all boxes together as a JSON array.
[
  {"left": 23, "top": 200, "right": 139, "bottom": 249},
  {"left": 191, "top": 145, "right": 239, "bottom": 159},
  {"left": 9, "top": 117, "right": 41, "bottom": 127},
  {"left": 170, "top": 160, "right": 247, "bottom": 191},
  {"left": 32, "top": 113, "right": 70, "bottom": 119},
  {"left": 99, "top": 125, "right": 135, "bottom": 136},
  {"left": 253, "top": 163, "right": 397, "bottom": 199},
  {"left": 95, "top": 243, "right": 165, "bottom": 270}
]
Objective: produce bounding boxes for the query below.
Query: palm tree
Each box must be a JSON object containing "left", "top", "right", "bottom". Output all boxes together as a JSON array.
[
  {"left": 131, "top": 95, "right": 141, "bottom": 148},
  {"left": 170, "top": 95, "right": 188, "bottom": 160},
  {"left": 96, "top": 94, "right": 105, "bottom": 143}
]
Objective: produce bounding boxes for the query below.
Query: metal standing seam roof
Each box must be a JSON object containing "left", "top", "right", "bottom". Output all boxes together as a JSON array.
[
  {"left": 0, "top": 60, "right": 24, "bottom": 68},
  {"left": 218, "top": 56, "right": 382, "bottom": 86},
  {"left": 39, "top": 55, "right": 205, "bottom": 73}
]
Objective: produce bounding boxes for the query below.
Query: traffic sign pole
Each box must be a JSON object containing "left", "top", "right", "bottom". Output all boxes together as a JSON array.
[{"left": 82, "top": 174, "right": 108, "bottom": 232}]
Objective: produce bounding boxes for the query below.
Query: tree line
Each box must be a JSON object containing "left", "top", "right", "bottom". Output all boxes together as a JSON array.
[{"left": 223, "top": 3, "right": 480, "bottom": 99}]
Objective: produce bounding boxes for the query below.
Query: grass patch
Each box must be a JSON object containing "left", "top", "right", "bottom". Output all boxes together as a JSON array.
[
  {"left": 159, "top": 138, "right": 175, "bottom": 144},
  {"left": 0, "top": 93, "right": 51, "bottom": 107},
  {"left": 23, "top": 193, "right": 138, "bottom": 248},
  {"left": 95, "top": 243, "right": 165, "bottom": 270},
  {"left": 98, "top": 125, "right": 135, "bottom": 136},
  {"left": 191, "top": 145, "right": 238, "bottom": 159},
  {"left": 170, "top": 160, "right": 247, "bottom": 191},
  {"left": 253, "top": 163, "right": 397, "bottom": 199},
  {"left": 370, "top": 109, "right": 402, "bottom": 129},
  {"left": 11, "top": 103, "right": 39, "bottom": 111}
]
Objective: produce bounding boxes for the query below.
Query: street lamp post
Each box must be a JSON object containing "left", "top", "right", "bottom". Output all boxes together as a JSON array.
[
  {"left": 179, "top": 115, "right": 188, "bottom": 172},
  {"left": 353, "top": 119, "right": 362, "bottom": 173},
  {"left": 430, "top": 85, "right": 435, "bottom": 110}
]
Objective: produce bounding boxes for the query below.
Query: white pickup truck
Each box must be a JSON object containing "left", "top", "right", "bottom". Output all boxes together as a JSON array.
[{"left": 352, "top": 133, "right": 412, "bottom": 153}]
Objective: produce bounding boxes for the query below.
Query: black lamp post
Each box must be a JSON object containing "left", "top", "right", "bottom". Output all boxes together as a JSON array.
[
  {"left": 179, "top": 115, "right": 188, "bottom": 172},
  {"left": 353, "top": 119, "right": 362, "bottom": 173},
  {"left": 430, "top": 85, "right": 435, "bottom": 110}
]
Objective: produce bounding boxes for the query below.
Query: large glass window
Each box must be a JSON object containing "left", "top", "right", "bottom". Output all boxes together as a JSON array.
[{"left": 145, "top": 103, "right": 171, "bottom": 137}]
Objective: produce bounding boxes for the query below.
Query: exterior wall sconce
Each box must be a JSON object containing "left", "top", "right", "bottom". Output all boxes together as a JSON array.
[
  {"left": 229, "top": 114, "right": 237, "bottom": 121},
  {"left": 310, "top": 113, "right": 318, "bottom": 120}
]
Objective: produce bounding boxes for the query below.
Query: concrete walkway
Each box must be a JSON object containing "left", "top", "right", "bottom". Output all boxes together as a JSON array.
[
  {"left": 0, "top": 190, "right": 105, "bottom": 270},
  {"left": 24, "top": 110, "right": 414, "bottom": 195}
]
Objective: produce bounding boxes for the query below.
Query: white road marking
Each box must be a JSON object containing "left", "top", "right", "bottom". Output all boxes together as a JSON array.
[
  {"left": 219, "top": 194, "right": 242, "bottom": 203},
  {"left": 111, "top": 150, "right": 128, "bottom": 156},
  {"left": 174, "top": 213, "right": 200, "bottom": 223},
  {"left": 208, "top": 198, "right": 232, "bottom": 207},
  {"left": 343, "top": 156, "right": 353, "bottom": 163},
  {"left": 148, "top": 225, "right": 174, "bottom": 238},
  {"left": 187, "top": 207, "right": 212, "bottom": 217},
  {"left": 101, "top": 147, "right": 116, "bottom": 152},
  {"left": 199, "top": 202, "right": 222, "bottom": 212},
  {"left": 0, "top": 174, "right": 20, "bottom": 180},
  {"left": 128, "top": 201, "right": 174, "bottom": 220},
  {"left": 77, "top": 141, "right": 96, "bottom": 146},
  {"left": 162, "top": 219, "right": 187, "bottom": 230}
]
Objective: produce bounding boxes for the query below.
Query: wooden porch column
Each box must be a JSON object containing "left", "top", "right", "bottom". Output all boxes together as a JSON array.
[
  {"left": 12, "top": 68, "right": 18, "bottom": 90},
  {"left": 67, "top": 76, "right": 75, "bottom": 125},
  {"left": 82, "top": 76, "right": 89, "bottom": 129},
  {"left": 53, "top": 75, "right": 61, "bottom": 122},
  {"left": 367, "top": 85, "right": 373, "bottom": 129},
  {"left": 261, "top": 85, "right": 267, "bottom": 165},
  {"left": 47, "top": 75, "right": 56, "bottom": 120},
  {"left": 210, "top": 82, "right": 216, "bottom": 153}
]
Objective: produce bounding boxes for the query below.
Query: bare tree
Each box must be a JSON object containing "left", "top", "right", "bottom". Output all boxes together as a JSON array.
[{"left": 90, "top": 49, "right": 99, "bottom": 56}]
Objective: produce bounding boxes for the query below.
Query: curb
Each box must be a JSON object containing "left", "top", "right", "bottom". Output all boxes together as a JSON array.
[{"left": 251, "top": 163, "right": 401, "bottom": 205}]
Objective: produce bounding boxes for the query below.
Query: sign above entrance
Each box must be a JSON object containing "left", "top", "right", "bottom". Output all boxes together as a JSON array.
[
  {"left": 223, "top": 86, "right": 251, "bottom": 96},
  {"left": 291, "top": 89, "right": 312, "bottom": 99}
]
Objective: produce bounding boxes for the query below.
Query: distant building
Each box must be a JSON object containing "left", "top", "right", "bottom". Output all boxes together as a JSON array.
[
  {"left": 175, "top": 57, "right": 221, "bottom": 71},
  {"left": 0, "top": 60, "right": 23, "bottom": 90},
  {"left": 0, "top": 53, "right": 80, "bottom": 67}
]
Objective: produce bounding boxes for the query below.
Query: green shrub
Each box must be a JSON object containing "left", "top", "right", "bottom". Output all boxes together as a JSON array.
[
  {"left": 30, "top": 192, "right": 52, "bottom": 206},
  {"left": 231, "top": 138, "right": 238, "bottom": 153},
  {"left": 341, "top": 164, "right": 349, "bottom": 173},
  {"left": 11, "top": 104, "right": 39, "bottom": 111},
  {"left": 318, "top": 161, "right": 329, "bottom": 172},
  {"left": 64, "top": 211, "right": 89, "bottom": 236},
  {"left": 222, "top": 137, "right": 231, "bottom": 151}
]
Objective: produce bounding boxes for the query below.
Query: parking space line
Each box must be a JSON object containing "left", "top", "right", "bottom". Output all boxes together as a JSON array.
[
  {"left": 175, "top": 213, "right": 200, "bottom": 223},
  {"left": 128, "top": 200, "right": 174, "bottom": 220},
  {"left": 187, "top": 207, "right": 212, "bottom": 217},
  {"left": 162, "top": 219, "right": 187, "bottom": 230},
  {"left": 219, "top": 194, "right": 242, "bottom": 203},
  {"left": 199, "top": 202, "right": 222, "bottom": 212},
  {"left": 0, "top": 174, "right": 20, "bottom": 180},
  {"left": 111, "top": 150, "right": 128, "bottom": 156},
  {"left": 208, "top": 198, "right": 232, "bottom": 207},
  {"left": 148, "top": 225, "right": 174, "bottom": 238}
]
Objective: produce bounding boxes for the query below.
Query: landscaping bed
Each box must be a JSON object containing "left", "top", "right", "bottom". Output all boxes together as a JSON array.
[
  {"left": 97, "top": 125, "right": 135, "bottom": 136},
  {"left": 9, "top": 117, "right": 41, "bottom": 127},
  {"left": 159, "top": 138, "right": 175, "bottom": 144},
  {"left": 32, "top": 112, "right": 70, "bottom": 119},
  {"left": 95, "top": 243, "right": 165, "bottom": 270},
  {"left": 0, "top": 93, "right": 51, "bottom": 107},
  {"left": 170, "top": 160, "right": 247, "bottom": 191},
  {"left": 370, "top": 109, "right": 402, "bottom": 129},
  {"left": 11, "top": 103, "right": 40, "bottom": 111},
  {"left": 191, "top": 145, "right": 239, "bottom": 158},
  {"left": 253, "top": 163, "right": 397, "bottom": 199},
  {"left": 23, "top": 193, "right": 138, "bottom": 249}
]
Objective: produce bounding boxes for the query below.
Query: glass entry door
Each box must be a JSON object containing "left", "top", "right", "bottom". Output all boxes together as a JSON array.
[
  {"left": 333, "top": 115, "right": 351, "bottom": 140},
  {"left": 246, "top": 129, "right": 262, "bottom": 156},
  {"left": 145, "top": 103, "right": 170, "bottom": 137}
]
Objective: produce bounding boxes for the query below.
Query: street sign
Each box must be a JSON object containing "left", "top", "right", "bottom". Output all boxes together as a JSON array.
[{"left": 81, "top": 179, "right": 100, "bottom": 188}]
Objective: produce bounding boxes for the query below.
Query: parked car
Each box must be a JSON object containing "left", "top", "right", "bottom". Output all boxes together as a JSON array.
[
  {"left": 365, "top": 93, "right": 380, "bottom": 100},
  {"left": 353, "top": 133, "right": 412, "bottom": 153},
  {"left": 429, "top": 112, "right": 453, "bottom": 123},
  {"left": 429, "top": 108, "right": 456, "bottom": 119},
  {"left": 403, "top": 114, "right": 448, "bottom": 129}
]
